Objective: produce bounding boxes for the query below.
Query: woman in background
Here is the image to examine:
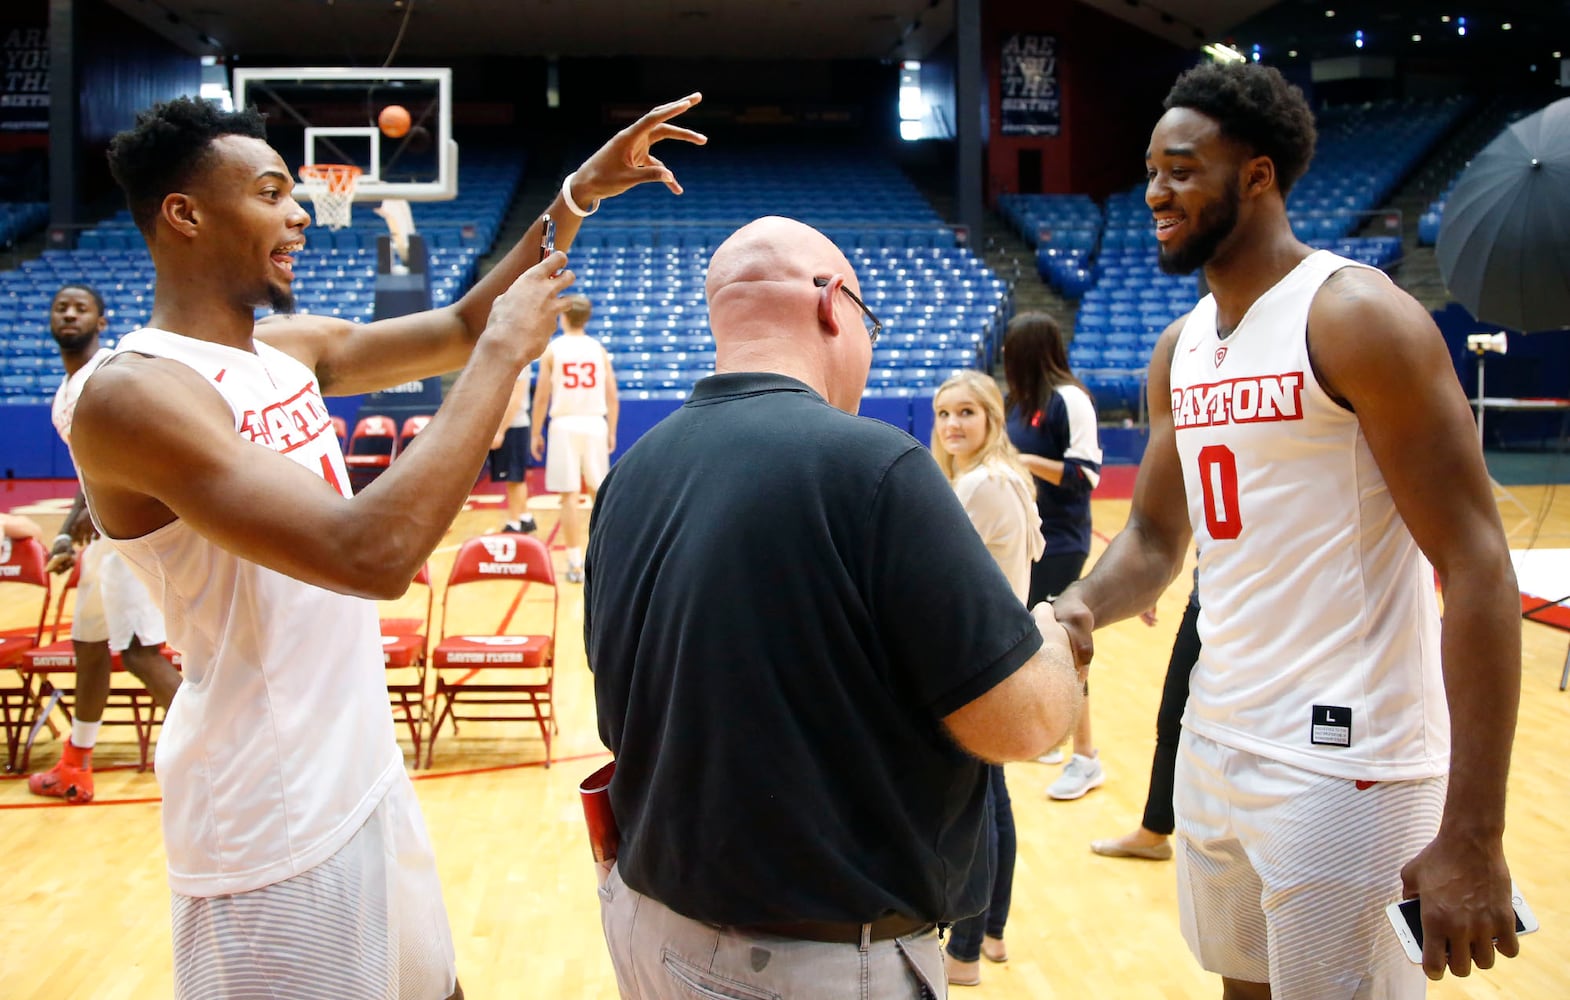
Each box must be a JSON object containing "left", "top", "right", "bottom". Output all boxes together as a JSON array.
[
  {"left": 1002, "top": 312, "right": 1106, "bottom": 802},
  {"left": 930, "top": 369, "right": 1045, "bottom": 988}
]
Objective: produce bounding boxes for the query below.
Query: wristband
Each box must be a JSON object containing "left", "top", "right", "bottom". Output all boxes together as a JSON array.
[
  {"left": 561, "top": 171, "right": 600, "bottom": 218},
  {"left": 52, "top": 533, "right": 73, "bottom": 547}
]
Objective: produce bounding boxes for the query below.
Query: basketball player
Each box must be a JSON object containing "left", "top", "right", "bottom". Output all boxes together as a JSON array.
[
  {"left": 530, "top": 293, "right": 617, "bottom": 582},
  {"left": 489, "top": 364, "right": 538, "bottom": 534},
  {"left": 72, "top": 93, "right": 704, "bottom": 999},
  {"left": 1050, "top": 63, "right": 1521, "bottom": 998},
  {"left": 29, "top": 283, "right": 181, "bottom": 804}
]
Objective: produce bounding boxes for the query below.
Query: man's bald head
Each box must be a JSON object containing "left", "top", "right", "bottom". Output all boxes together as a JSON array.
[
  {"left": 704, "top": 216, "right": 873, "bottom": 414},
  {"left": 706, "top": 216, "right": 858, "bottom": 304}
]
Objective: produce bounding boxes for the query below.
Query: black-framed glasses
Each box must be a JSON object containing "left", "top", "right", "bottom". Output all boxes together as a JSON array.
[{"left": 814, "top": 276, "right": 882, "bottom": 345}]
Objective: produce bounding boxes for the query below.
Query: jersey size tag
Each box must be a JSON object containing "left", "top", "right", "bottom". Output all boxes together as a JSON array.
[{"left": 1310, "top": 705, "right": 1352, "bottom": 747}]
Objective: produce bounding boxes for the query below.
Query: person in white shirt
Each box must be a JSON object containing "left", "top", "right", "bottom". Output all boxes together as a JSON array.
[
  {"left": 1051, "top": 62, "right": 1522, "bottom": 998},
  {"left": 928, "top": 369, "right": 1045, "bottom": 989},
  {"left": 29, "top": 283, "right": 180, "bottom": 805},
  {"left": 74, "top": 93, "right": 704, "bottom": 1000},
  {"left": 488, "top": 364, "right": 538, "bottom": 535},
  {"left": 530, "top": 294, "right": 619, "bottom": 582}
]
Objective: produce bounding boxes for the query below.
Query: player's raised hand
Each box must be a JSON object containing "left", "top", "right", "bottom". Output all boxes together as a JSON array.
[
  {"left": 571, "top": 93, "right": 708, "bottom": 203},
  {"left": 484, "top": 251, "right": 574, "bottom": 367}
]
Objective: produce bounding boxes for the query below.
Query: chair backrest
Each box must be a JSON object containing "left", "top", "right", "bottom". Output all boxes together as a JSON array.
[
  {"left": 0, "top": 536, "right": 52, "bottom": 646},
  {"left": 348, "top": 415, "right": 399, "bottom": 458},
  {"left": 440, "top": 535, "right": 556, "bottom": 639},
  {"left": 398, "top": 414, "right": 433, "bottom": 453}
]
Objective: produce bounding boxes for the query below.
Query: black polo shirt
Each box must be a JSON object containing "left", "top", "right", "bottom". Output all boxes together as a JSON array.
[{"left": 585, "top": 372, "right": 1042, "bottom": 927}]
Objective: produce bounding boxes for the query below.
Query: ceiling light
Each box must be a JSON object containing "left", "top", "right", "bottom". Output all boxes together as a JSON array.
[
  {"left": 1555, "top": 51, "right": 1564, "bottom": 58},
  {"left": 1325, "top": 9, "right": 1336, "bottom": 16},
  {"left": 1441, "top": 15, "right": 1450, "bottom": 23},
  {"left": 1412, "top": 33, "right": 1422, "bottom": 41},
  {"left": 1202, "top": 42, "right": 1247, "bottom": 64},
  {"left": 1502, "top": 23, "right": 1512, "bottom": 30},
  {"left": 1288, "top": 49, "right": 1298, "bottom": 57}
]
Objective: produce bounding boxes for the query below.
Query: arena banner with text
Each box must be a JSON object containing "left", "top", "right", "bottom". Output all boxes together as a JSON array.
[
  {"left": 1000, "top": 33, "right": 1060, "bottom": 137},
  {"left": 1, "top": 7, "right": 49, "bottom": 134}
]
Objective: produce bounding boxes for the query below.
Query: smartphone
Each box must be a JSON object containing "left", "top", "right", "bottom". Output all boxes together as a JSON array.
[
  {"left": 539, "top": 213, "right": 556, "bottom": 263},
  {"left": 1385, "top": 883, "right": 1539, "bottom": 964}
]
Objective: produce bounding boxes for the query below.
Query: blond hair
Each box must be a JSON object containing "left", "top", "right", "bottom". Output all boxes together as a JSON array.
[
  {"left": 930, "top": 370, "right": 1036, "bottom": 498},
  {"left": 562, "top": 294, "right": 593, "bottom": 329}
]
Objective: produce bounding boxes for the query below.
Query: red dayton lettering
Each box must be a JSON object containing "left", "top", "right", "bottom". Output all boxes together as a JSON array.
[
  {"left": 1171, "top": 372, "right": 1305, "bottom": 429},
  {"left": 238, "top": 384, "right": 333, "bottom": 453}
]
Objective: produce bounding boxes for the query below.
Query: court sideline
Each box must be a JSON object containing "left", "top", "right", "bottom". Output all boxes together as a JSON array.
[{"left": 1, "top": 485, "right": 1566, "bottom": 998}]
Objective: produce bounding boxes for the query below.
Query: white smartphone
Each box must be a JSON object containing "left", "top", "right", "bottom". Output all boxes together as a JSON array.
[{"left": 1385, "top": 883, "right": 1539, "bottom": 964}]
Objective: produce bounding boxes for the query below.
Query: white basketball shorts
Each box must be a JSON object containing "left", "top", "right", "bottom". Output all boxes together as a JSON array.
[
  {"left": 1173, "top": 730, "right": 1445, "bottom": 1000},
  {"left": 170, "top": 773, "right": 457, "bottom": 1000},
  {"left": 545, "top": 414, "right": 610, "bottom": 494},
  {"left": 71, "top": 539, "right": 167, "bottom": 651}
]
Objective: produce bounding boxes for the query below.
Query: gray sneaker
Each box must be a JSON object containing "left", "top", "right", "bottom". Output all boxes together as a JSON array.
[
  {"left": 1047, "top": 754, "right": 1105, "bottom": 801},
  {"left": 565, "top": 565, "right": 585, "bottom": 584}
]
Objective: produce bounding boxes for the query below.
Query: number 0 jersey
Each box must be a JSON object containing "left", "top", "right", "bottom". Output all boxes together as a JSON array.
[{"left": 1169, "top": 250, "right": 1447, "bottom": 781}]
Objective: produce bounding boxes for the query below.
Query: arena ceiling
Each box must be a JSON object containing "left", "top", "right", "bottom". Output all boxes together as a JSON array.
[
  {"left": 103, "top": 0, "right": 1276, "bottom": 61},
  {"left": 101, "top": 0, "right": 1570, "bottom": 67}
]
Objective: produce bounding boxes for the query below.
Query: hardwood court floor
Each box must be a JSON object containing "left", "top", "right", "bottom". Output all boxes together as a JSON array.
[{"left": 1, "top": 486, "right": 1567, "bottom": 999}]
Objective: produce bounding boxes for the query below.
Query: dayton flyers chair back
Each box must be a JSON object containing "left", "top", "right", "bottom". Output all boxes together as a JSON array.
[
  {"left": 428, "top": 534, "right": 558, "bottom": 768},
  {"left": 0, "top": 536, "right": 50, "bottom": 657}
]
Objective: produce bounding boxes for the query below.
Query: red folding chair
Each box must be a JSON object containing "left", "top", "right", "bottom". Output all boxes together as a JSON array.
[
  {"left": 344, "top": 415, "right": 399, "bottom": 490},
  {"left": 17, "top": 555, "right": 177, "bottom": 772},
  {"left": 380, "top": 564, "right": 433, "bottom": 766},
  {"left": 427, "top": 535, "right": 557, "bottom": 768},
  {"left": 0, "top": 536, "right": 51, "bottom": 773},
  {"left": 397, "top": 414, "right": 433, "bottom": 456}
]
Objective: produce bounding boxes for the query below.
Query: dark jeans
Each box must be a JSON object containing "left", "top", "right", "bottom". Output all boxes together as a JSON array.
[
  {"left": 1027, "top": 551, "right": 1087, "bottom": 609},
  {"left": 1140, "top": 591, "right": 1202, "bottom": 836},
  {"left": 946, "top": 765, "right": 1014, "bottom": 961},
  {"left": 1030, "top": 551, "right": 1091, "bottom": 698}
]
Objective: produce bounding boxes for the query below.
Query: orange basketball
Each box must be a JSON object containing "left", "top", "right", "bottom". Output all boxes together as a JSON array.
[{"left": 378, "top": 104, "right": 412, "bottom": 139}]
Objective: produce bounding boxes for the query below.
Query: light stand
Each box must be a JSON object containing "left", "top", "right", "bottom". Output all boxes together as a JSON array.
[{"left": 1466, "top": 331, "right": 1530, "bottom": 522}]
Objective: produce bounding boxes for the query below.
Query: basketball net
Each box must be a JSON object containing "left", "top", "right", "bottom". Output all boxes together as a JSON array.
[{"left": 297, "top": 163, "right": 362, "bottom": 230}]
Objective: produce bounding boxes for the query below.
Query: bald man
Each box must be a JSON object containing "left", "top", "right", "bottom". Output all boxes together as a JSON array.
[{"left": 584, "top": 217, "right": 1083, "bottom": 999}]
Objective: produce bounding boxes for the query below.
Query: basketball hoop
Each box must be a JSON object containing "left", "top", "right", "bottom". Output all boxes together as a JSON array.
[{"left": 298, "top": 163, "right": 362, "bottom": 230}]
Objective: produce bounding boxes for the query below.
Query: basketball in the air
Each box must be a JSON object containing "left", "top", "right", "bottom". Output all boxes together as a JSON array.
[{"left": 378, "top": 104, "right": 412, "bottom": 138}]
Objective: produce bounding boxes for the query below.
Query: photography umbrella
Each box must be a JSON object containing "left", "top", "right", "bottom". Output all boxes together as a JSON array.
[{"left": 1436, "top": 97, "right": 1570, "bottom": 333}]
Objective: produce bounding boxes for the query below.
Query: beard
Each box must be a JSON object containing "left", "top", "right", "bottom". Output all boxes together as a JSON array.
[
  {"left": 267, "top": 284, "right": 296, "bottom": 314},
  {"left": 51, "top": 328, "right": 97, "bottom": 354},
  {"left": 1157, "top": 179, "right": 1241, "bottom": 276}
]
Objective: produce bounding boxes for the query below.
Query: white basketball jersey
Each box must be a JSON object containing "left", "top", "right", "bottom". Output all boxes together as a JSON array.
[
  {"left": 51, "top": 346, "right": 112, "bottom": 448},
  {"left": 548, "top": 334, "right": 610, "bottom": 418},
  {"left": 1169, "top": 251, "right": 1447, "bottom": 781},
  {"left": 93, "top": 327, "right": 402, "bottom": 897}
]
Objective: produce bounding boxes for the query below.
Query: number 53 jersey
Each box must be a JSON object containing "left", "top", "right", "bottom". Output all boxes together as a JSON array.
[{"left": 1168, "top": 250, "right": 1447, "bottom": 782}]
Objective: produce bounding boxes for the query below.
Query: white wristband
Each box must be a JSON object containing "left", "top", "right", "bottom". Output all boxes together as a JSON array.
[
  {"left": 53, "top": 533, "right": 73, "bottom": 547},
  {"left": 561, "top": 171, "right": 600, "bottom": 218}
]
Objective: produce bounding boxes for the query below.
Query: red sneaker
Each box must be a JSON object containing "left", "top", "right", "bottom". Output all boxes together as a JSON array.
[{"left": 27, "top": 741, "right": 95, "bottom": 804}]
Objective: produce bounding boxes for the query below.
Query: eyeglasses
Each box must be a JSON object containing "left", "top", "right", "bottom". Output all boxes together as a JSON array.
[{"left": 814, "top": 276, "right": 882, "bottom": 345}]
